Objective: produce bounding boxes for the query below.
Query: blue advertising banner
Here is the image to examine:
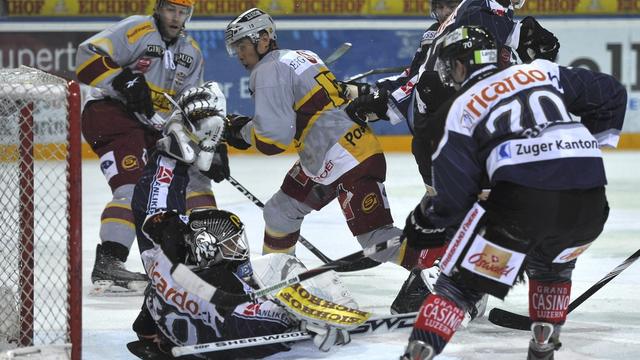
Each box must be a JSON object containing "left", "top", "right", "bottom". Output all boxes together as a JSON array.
[{"left": 190, "top": 28, "right": 426, "bottom": 135}]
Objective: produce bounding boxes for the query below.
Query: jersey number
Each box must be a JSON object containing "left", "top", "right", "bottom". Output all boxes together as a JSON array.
[
  {"left": 484, "top": 89, "right": 572, "bottom": 135},
  {"left": 315, "top": 70, "right": 347, "bottom": 108}
]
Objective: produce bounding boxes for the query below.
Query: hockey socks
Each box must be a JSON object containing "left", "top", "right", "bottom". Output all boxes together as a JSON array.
[
  {"left": 409, "top": 294, "right": 465, "bottom": 354},
  {"left": 529, "top": 279, "right": 571, "bottom": 324}
]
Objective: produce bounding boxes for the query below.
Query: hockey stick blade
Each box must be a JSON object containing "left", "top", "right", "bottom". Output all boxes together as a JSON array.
[
  {"left": 171, "top": 237, "right": 402, "bottom": 308},
  {"left": 325, "top": 42, "right": 352, "bottom": 65},
  {"left": 226, "top": 175, "right": 381, "bottom": 271},
  {"left": 344, "top": 66, "right": 408, "bottom": 82},
  {"left": 489, "top": 248, "right": 640, "bottom": 331},
  {"left": 171, "top": 312, "right": 416, "bottom": 356}
]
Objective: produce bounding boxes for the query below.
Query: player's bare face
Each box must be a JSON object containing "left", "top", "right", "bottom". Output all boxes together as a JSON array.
[
  {"left": 156, "top": 4, "right": 190, "bottom": 41},
  {"left": 433, "top": 3, "right": 457, "bottom": 22},
  {"left": 232, "top": 39, "right": 260, "bottom": 70}
]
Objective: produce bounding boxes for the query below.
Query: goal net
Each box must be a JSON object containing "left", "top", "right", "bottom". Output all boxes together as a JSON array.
[{"left": 0, "top": 66, "right": 81, "bottom": 360}]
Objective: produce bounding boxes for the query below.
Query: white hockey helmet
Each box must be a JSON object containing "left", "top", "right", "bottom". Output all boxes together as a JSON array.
[
  {"left": 224, "top": 8, "right": 277, "bottom": 56},
  {"left": 185, "top": 209, "right": 249, "bottom": 270}
]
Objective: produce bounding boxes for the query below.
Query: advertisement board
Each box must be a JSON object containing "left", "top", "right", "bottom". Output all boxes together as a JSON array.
[
  {"left": 0, "top": 19, "right": 638, "bottom": 135},
  {"left": 3, "top": 0, "right": 639, "bottom": 17}
]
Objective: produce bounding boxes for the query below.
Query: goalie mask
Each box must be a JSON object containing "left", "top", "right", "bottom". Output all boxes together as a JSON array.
[
  {"left": 225, "top": 8, "right": 277, "bottom": 57},
  {"left": 435, "top": 26, "right": 498, "bottom": 88},
  {"left": 185, "top": 209, "right": 249, "bottom": 270}
]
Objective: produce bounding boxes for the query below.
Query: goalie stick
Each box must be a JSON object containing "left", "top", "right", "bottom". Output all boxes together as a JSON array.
[
  {"left": 325, "top": 42, "right": 352, "bottom": 65},
  {"left": 489, "top": 248, "right": 640, "bottom": 330},
  {"left": 344, "top": 66, "right": 408, "bottom": 82},
  {"left": 171, "top": 311, "right": 417, "bottom": 356},
  {"left": 226, "top": 175, "right": 381, "bottom": 272},
  {"left": 171, "top": 236, "right": 402, "bottom": 308}
]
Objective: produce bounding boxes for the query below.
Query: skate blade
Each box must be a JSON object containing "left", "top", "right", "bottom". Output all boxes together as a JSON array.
[{"left": 89, "top": 280, "right": 147, "bottom": 297}]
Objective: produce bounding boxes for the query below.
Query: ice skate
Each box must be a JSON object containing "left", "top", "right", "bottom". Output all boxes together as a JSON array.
[
  {"left": 391, "top": 266, "right": 438, "bottom": 314},
  {"left": 527, "top": 322, "right": 562, "bottom": 360},
  {"left": 400, "top": 340, "right": 435, "bottom": 360},
  {"left": 90, "top": 243, "right": 148, "bottom": 296}
]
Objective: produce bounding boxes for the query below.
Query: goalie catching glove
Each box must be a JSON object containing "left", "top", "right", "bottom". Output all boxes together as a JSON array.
[
  {"left": 157, "top": 82, "right": 227, "bottom": 172},
  {"left": 177, "top": 81, "right": 227, "bottom": 120}
]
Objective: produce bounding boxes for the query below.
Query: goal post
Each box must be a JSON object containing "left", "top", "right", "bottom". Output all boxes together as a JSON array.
[{"left": 0, "top": 66, "right": 82, "bottom": 360}]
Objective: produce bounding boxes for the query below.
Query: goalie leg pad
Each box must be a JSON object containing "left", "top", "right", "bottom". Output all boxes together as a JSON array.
[{"left": 252, "top": 253, "right": 358, "bottom": 309}]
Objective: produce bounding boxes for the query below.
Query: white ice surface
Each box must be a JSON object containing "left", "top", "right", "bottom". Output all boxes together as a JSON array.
[{"left": 82, "top": 152, "right": 640, "bottom": 360}]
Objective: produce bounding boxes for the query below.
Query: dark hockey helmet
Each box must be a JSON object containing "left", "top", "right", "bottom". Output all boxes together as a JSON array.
[
  {"left": 185, "top": 208, "right": 249, "bottom": 270},
  {"left": 225, "top": 8, "right": 277, "bottom": 56},
  {"left": 430, "top": 0, "right": 461, "bottom": 22},
  {"left": 435, "top": 26, "right": 498, "bottom": 88}
]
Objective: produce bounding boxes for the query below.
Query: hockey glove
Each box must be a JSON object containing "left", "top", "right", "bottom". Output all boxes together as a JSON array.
[
  {"left": 141, "top": 210, "right": 189, "bottom": 262},
  {"left": 402, "top": 204, "right": 446, "bottom": 249},
  {"left": 517, "top": 17, "right": 560, "bottom": 63},
  {"left": 336, "top": 80, "right": 371, "bottom": 100},
  {"left": 200, "top": 142, "right": 230, "bottom": 183},
  {"left": 112, "top": 68, "right": 155, "bottom": 119},
  {"left": 344, "top": 90, "right": 390, "bottom": 126},
  {"left": 224, "top": 113, "right": 252, "bottom": 150},
  {"left": 300, "top": 321, "right": 351, "bottom": 352},
  {"left": 415, "top": 70, "right": 455, "bottom": 115}
]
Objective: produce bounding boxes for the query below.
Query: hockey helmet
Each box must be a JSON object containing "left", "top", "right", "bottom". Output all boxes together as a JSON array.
[
  {"left": 435, "top": 26, "right": 498, "bottom": 87},
  {"left": 225, "top": 8, "right": 277, "bottom": 56},
  {"left": 430, "top": 0, "right": 461, "bottom": 22},
  {"left": 185, "top": 209, "right": 249, "bottom": 269}
]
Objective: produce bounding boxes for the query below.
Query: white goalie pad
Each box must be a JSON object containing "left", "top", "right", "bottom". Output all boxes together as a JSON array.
[{"left": 251, "top": 254, "right": 358, "bottom": 310}]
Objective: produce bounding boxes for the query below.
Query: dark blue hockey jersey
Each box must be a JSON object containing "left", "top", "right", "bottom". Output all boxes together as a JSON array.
[
  {"left": 424, "top": 59, "right": 626, "bottom": 229},
  {"left": 386, "top": 0, "right": 518, "bottom": 128}
]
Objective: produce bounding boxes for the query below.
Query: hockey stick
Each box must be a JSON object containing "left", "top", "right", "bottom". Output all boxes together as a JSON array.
[
  {"left": 226, "top": 175, "right": 332, "bottom": 263},
  {"left": 325, "top": 42, "right": 352, "bottom": 65},
  {"left": 226, "top": 175, "right": 381, "bottom": 272},
  {"left": 171, "top": 311, "right": 417, "bottom": 356},
  {"left": 344, "top": 66, "right": 408, "bottom": 82},
  {"left": 488, "top": 248, "right": 640, "bottom": 330},
  {"left": 171, "top": 236, "right": 401, "bottom": 308}
]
